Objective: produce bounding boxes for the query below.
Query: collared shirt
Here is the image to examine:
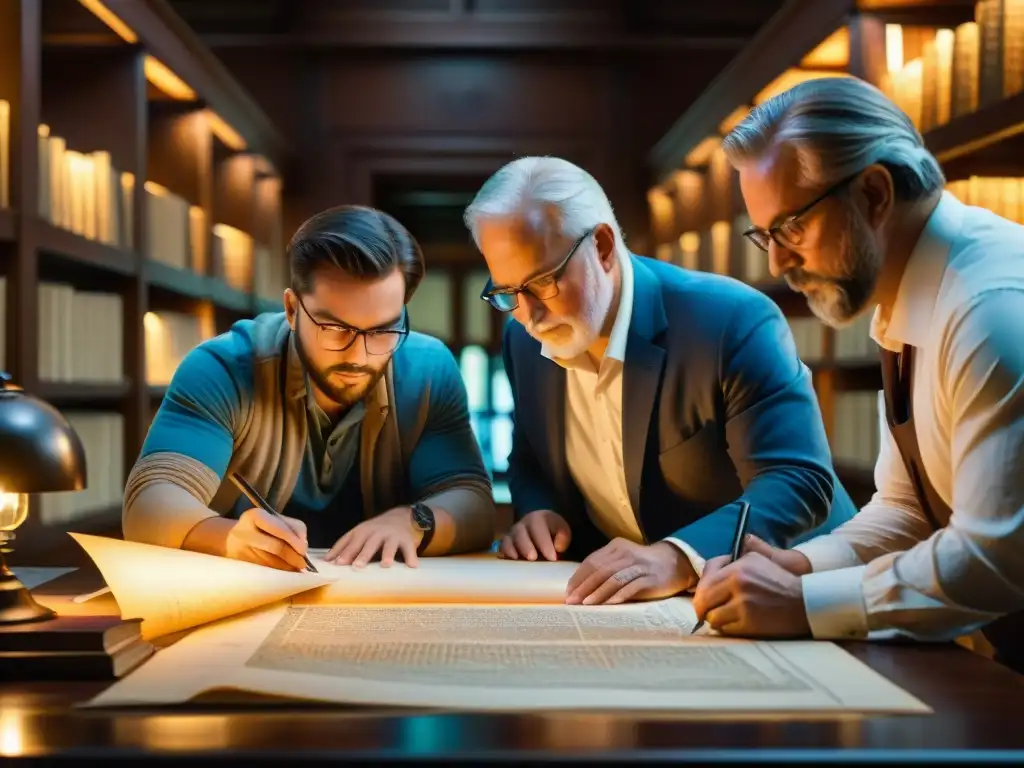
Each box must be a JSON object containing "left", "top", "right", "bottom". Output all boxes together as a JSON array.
[
  {"left": 542, "top": 252, "right": 705, "bottom": 575},
  {"left": 794, "top": 192, "right": 1024, "bottom": 642},
  {"left": 281, "top": 377, "right": 366, "bottom": 516}
]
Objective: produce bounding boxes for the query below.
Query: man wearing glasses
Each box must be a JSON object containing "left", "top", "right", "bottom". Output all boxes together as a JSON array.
[
  {"left": 123, "top": 205, "right": 495, "bottom": 571},
  {"left": 691, "top": 77, "right": 1024, "bottom": 674},
  {"left": 464, "top": 156, "right": 857, "bottom": 606}
]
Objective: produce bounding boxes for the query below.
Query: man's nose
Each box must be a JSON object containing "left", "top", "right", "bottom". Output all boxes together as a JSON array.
[
  {"left": 340, "top": 338, "right": 370, "bottom": 366},
  {"left": 513, "top": 292, "right": 546, "bottom": 325},
  {"left": 768, "top": 240, "right": 800, "bottom": 279}
]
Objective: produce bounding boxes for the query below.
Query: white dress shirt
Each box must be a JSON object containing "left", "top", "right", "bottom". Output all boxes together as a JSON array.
[
  {"left": 542, "top": 253, "right": 706, "bottom": 576},
  {"left": 794, "top": 192, "right": 1024, "bottom": 642}
]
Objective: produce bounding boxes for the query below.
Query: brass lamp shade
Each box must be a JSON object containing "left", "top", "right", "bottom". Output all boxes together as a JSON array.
[
  {"left": 0, "top": 372, "right": 88, "bottom": 623},
  {"left": 0, "top": 374, "right": 87, "bottom": 493}
]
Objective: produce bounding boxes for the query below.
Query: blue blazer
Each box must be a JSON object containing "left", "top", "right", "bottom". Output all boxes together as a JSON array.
[{"left": 501, "top": 254, "right": 858, "bottom": 562}]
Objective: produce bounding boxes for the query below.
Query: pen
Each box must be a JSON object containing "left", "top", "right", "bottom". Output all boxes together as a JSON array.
[
  {"left": 691, "top": 500, "right": 750, "bottom": 635},
  {"left": 229, "top": 471, "right": 318, "bottom": 574}
]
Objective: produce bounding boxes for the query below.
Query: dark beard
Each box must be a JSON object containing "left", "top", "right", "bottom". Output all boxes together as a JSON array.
[
  {"left": 786, "top": 209, "right": 882, "bottom": 328},
  {"left": 293, "top": 332, "right": 387, "bottom": 410}
]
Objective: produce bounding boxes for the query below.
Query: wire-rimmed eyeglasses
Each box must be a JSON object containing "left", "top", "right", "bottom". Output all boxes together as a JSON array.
[{"left": 479, "top": 229, "right": 594, "bottom": 312}]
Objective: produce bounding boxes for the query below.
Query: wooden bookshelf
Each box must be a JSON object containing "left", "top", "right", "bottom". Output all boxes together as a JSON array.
[
  {"left": 646, "top": 0, "right": 1021, "bottom": 506},
  {"left": 0, "top": 0, "right": 292, "bottom": 559}
]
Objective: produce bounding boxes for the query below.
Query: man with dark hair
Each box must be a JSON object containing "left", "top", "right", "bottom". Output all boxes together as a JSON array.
[{"left": 124, "top": 205, "right": 495, "bottom": 570}]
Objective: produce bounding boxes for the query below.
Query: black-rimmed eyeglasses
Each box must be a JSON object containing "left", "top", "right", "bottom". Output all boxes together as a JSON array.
[
  {"left": 742, "top": 171, "right": 862, "bottom": 253},
  {"left": 296, "top": 296, "right": 409, "bottom": 355},
  {"left": 479, "top": 229, "right": 593, "bottom": 313}
]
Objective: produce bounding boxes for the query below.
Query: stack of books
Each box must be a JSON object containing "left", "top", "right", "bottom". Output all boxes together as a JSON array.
[{"left": 0, "top": 614, "right": 154, "bottom": 681}]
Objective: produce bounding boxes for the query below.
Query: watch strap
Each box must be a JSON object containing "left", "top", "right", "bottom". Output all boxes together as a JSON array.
[{"left": 412, "top": 502, "right": 435, "bottom": 555}]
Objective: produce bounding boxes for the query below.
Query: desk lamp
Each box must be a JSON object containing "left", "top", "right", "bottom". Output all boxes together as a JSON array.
[{"left": 0, "top": 372, "right": 87, "bottom": 624}]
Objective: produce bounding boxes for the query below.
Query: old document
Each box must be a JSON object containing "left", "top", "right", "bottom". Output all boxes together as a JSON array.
[
  {"left": 85, "top": 600, "right": 930, "bottom": 714},
  {"left": 68, "top": 534, "right": 580, "bottom": 640}
]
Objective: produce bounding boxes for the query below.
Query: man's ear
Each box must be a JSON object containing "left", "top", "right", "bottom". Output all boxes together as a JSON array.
[
  {"left": 856, "top": 164, "right": 895, "bottom": 230},
  {"left": 593, "top": 223, "right": 617, "bottom": 272},
  {"left": 283, "top": 288, "right": 297, "bottom": 330}
]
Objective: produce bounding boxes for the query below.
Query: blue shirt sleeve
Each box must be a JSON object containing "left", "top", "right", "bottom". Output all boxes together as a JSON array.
[{"left": 140, "top": 342, "right": 249, "bottom": 478}]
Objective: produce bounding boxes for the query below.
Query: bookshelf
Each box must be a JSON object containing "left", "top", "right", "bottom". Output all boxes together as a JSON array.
[
  {"left": 0, "top": 0, "right": 291, "bottom": 559},
  {"left": 646, "top": 0, "right": 1022, "bottom": 506}
]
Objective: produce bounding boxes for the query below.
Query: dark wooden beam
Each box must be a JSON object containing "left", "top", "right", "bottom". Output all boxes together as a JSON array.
[
  {"left": 102, "top": 0, "right": 290, "bottom": 172},
  {"left": 197, "top": 20, "right": 747, "bottom": 52},
  {"left": 648, "top": 0, "right": 855, "bottom": 183}
]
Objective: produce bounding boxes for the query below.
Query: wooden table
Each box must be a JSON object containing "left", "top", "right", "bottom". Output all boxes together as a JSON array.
[{"left": 2, "top": 566, "right": 1023, "bottom": 764}]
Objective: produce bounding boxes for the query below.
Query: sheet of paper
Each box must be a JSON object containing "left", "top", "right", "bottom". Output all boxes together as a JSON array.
[
  {"left": 84, "top": 600, "right": 930, "bottom": 715},
  {"left": 68, "top": 533, "right": 335, "bottom": 641},
  {"left": 67, "top": 535, "right": 583, "bottom": 640},
  {"left": 12, "top": 566, "right": 76, "bottom": 590},
  {"left": 302, "top": 556, "right": 580, "bottom": 605}
]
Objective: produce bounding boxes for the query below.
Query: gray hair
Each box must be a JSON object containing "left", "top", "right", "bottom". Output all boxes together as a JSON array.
[
  {"left": 463, "top": 156, "right": 628, "bottom": 258},
  {"left": 721, "top": 77, "right": 944, "bottom": 201}
]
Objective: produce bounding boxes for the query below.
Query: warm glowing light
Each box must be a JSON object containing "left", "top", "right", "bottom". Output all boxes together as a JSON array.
[
  {"left": 679, "top": 231, "right": 700, "bottom": 253},
  {"left": 685, "top": 136, "right": 721, "bottom": 168},
  {"left": 138, "top": 715, "right": 232, "bottom": 751},
  {"left": 718, "top": 105, "right": 750, "bottom": 135},
  {"left": 754, "top": 69, "right": 850, "bottom": 104},
  {"left": 885, "top": 24, "right": 904, "bottom": 73},
  {"left": 76, "top": 0, "right": 137, "bottom": 43},
  {"left": 144, "top": 56, "right": 196, "bottom": 101},
  {"left": 207, "top": 111, "right": 247, "bottom": 151},
  {"left": 801, "top": 27, "right": 850, "bottom": 69},
  {"left": 710, "top": 221, "right": 731, "bottom": 275},
  {"left": 0, "top": 491, "right": 29, "bottom": 533},
  {"left": 143, "top": 180, "right": 170, "bottom": 197},
  {"left": 0, "top": 710, "right": 25, "bottom": 757}
]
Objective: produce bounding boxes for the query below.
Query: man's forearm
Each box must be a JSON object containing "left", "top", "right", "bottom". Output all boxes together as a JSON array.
[
  {"left": 123, "top": 452, "right": 222, "bottom": 549},
  {"left": 420, "top": 482, "right": 496, "bottom": 555}
]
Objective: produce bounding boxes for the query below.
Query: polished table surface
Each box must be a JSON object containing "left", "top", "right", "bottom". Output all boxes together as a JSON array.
[{"left": 2, "top": 566, "right": 1023, "bottom": 764}]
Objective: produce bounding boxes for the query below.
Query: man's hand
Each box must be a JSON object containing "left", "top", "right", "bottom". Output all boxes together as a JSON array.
[
  {"left": 225, "top": 507, "right": 309, "bottom": 571},
  {"left": 326, "top": 506, "right": 424, "bottom": 568},
  {"left": 564, "top": 539, "right": 696, "bottom": 605},
  {"left": 700, "top": 533, "right": 813, "bottom": 584},
  {"left": 499, "top": 509, "right": 571, "bottom": 561},
  {"left": 692, "top": 551, "right": 812, "bottom": 638}
]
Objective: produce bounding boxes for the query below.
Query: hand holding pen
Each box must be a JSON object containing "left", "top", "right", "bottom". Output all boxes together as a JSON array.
[
  {"left": 690, "top": 501, "right": 750, "bottom": 634},
  {"left": 691, "top": 501, "right": 816, "bottom": 638},
  {"left": 227, "top": 472, "right": 319, "bottom": 573}
]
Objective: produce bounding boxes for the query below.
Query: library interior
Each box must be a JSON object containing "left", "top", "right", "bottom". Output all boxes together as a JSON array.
[{"left": 0, "top": 0, "right": 1023, "bottom": 763}]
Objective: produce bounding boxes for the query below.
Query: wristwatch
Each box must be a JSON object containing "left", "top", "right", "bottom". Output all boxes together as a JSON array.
[{"left": 411, "top": 502, "right": 435, "bottom": 554}]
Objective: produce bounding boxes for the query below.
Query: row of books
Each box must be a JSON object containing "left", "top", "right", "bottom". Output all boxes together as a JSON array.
[
  {"left": 38, "top": 126, "right": 134, "bottom": 249},
  {"left": 35, "top": 282, "right": 214, "bottom": 387},
  {"left": 144, "top": 310, "right": 209, "bottom": 386},
  {"left": 654, "top": 215, "right": 774, "bottom": 284},
  {"left": 884, "top": 1, "right": 1024, "bottom": 133},
  {"left": 32, "top": 123, "right": 269, "bottom": 290},
  {"left": 36, "top": 411, "right": 125, "bottom": 525},
  {"left": 787, "top": 311, "right": 877, "bottom": 365},
  {"left": 38, "top": 282, "right": 125, "bottom": 384},
  {"left": 945, "top": 176, "right": 1024, "bottom": 223},
  {"left": 831, "top": 391, "right": 882, "bottom": 471}
]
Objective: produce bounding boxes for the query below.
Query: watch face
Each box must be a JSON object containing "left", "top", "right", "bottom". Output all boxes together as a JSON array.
[{"left": 412, "top": 504, "right": 434, "bottom": 531}]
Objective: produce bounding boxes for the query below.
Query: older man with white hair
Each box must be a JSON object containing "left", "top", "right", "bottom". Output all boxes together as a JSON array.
[
  {"left": 465, "top": 156, "right": 857, "bottom": 607},
  {"left": 691, "top": 76, "right": 1024, "bottom": 675}
]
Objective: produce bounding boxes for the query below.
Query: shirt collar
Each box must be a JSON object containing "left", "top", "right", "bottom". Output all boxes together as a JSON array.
[
  {"left": 870, "top": 191, "right": 962, "bottom": 352},
  {"left": 542, "top": 251, "right": 634, "bottom": 369}
]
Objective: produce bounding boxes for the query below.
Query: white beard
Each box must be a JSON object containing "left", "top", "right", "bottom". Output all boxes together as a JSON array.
[{"left": 528, "top": 251, "right": 614, "bottom": 360}]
